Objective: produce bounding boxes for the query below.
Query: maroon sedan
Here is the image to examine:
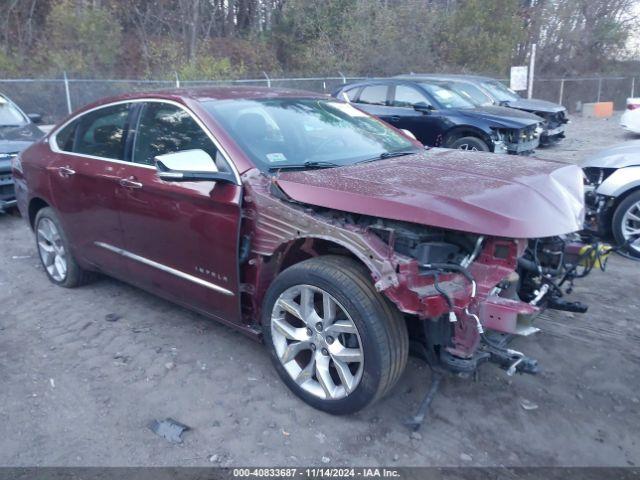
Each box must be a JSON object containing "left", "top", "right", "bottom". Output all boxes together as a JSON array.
[{"left": 13, "top": 87, "right": 587, "bottom": 415}]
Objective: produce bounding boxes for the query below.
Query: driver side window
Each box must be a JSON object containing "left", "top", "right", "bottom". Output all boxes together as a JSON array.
[{"left": 132, "top": 102, "right": 227, "bottom": 171}]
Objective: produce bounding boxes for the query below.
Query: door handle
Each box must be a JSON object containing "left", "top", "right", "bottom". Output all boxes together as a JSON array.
[
  {"left": 119, "top": 177, "right": 143, "bottom": 189},
  {"left": 389, "top": 115, "right": 401, "bottom": 122},
  {"left": 57, "top": 166, "right": 76, "bottom": 177}
]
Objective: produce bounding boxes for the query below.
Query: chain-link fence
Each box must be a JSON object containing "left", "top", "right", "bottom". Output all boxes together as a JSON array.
[
  {"left": 530, "top": 76, "right": 636, "bottom": 112},
  {"left": 0, "top": 75, "right": 365, "bottom": 123},
  {"left": 0, "top": 74, "right": 636, "bottom": 123}
]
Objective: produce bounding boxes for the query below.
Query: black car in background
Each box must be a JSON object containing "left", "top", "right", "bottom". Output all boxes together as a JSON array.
[
  {"left": 333, "top": 79, "right": 543, "bottom": 154},
  {"left": 0, "top": 92, "right": 43, "bottom": 212},
  {"left": 402, "top": 74, "right": 569, "bottom": 145}
]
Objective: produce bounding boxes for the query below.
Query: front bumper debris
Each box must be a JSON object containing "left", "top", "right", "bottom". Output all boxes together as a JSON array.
[{"left": 0, "top": 158, "right": 16, "bottom": 212}]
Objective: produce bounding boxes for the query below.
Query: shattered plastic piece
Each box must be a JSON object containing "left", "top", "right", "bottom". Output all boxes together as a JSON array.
[
  {"left": 105, "top": 313, "right": 121, "bottom": 322},
  {"left": 520, "top": 399, "right": 539, "bottom": 411},
  {"left": 149, "top": 418, "right": 190, "bottom": 443}
]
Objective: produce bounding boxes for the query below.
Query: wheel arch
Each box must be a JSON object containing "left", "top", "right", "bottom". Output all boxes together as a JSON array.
[
  {"left": 612, "top": 184, "right": 640, "bottom": 209},
  {"left": 28, "top": 197, "right": 50, "bottom": 229},
  {"left": 443, "top": 125, "right": 493, "bottom": 149},
  {"left": 276, "top": 236, "right": 375, "bottom": 279},
  {"left": 610, "top": 185, "right": 640, "bottom": 232},
  {"left": 246, "top": 236, "right": 384, "bottom": 327}
]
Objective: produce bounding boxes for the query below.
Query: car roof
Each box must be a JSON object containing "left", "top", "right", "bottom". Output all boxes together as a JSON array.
[
  {"left": 395, "top": 74, "right": 496, "bottom": 83},
  {"left": 338, "top": 78, "right": 426, "bottom": 90}
]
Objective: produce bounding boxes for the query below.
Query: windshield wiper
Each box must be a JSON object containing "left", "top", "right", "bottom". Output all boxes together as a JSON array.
[
  {"left": 268, "top": 161, "right": 341, "bottom": 172},
  {"left": 356, "top": 150, "right": 415, "bottom": 165}
]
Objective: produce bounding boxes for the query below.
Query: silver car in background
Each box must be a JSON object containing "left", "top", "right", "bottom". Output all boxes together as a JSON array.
[{"left": 581, "top": 140, "right": 640, "bottom": 258}]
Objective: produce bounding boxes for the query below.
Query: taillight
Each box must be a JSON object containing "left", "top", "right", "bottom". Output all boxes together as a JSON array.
[{"left": 626, "top": 97, "right": 640, "bottom": 110}]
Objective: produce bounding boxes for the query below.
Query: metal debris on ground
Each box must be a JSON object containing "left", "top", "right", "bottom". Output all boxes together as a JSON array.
[
  {"left": 149, "top": 418, "right": 191, "bottom": 444},
  {"left": 520, "top": 399, "right": 539, "bottom": 411}
]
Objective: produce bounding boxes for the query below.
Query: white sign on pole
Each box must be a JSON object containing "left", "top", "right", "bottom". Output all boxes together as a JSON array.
[{"left": 510, "top": 66, "right": 528, "bottom": 91}]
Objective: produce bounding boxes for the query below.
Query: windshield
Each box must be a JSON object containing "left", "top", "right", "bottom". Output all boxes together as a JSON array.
[
  {"left": 204, "top": 98, "right": 419, "bottom": 171},
  {"left": 419, "top": 83, "right": 475, "bottom": 109},
  {"left": 480, "top": 81, "right": 520, "bottom": 102},
  {"left": 446, "top": 82, "right": 494, "bottom": 106},
  {"left": 0, "top": 95, "right": 28, "bottom": 126}
]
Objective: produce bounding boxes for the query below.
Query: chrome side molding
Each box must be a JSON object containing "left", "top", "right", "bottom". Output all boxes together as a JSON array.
[{"left": 95, "top": 242, "right": 234, "bottom": 297}]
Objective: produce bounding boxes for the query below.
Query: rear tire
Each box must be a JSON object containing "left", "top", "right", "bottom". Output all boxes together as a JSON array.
[
  {"left": 34, "top": 207, "right": 91, "bottom": 287},
  {"left": 612, "top": 190, "right": 640, "bottom": 258},
  {"left": 448, "top": 136, "right": 490, "bottom": 152},
  {"left": 262, "top": 255, "right": 409, "bottom": 414}
]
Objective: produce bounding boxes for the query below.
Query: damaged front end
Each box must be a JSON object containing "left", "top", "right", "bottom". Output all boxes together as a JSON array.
[
  {"left": 241, "top": 171, "right": 603, "bottom": 380},
  {"left": 360, "top": 222, "right": 609, "bottom": 378}
]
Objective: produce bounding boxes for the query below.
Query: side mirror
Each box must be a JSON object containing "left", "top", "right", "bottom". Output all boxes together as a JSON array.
[
  {"left": 155, "top": 149, "right": 236, "bottom": 183},
  {"left": 413, "top": 102, "right": 434, "bottom": 114},
  {"left": 27, "top": 113, "right": 42, "bottom": 124}
]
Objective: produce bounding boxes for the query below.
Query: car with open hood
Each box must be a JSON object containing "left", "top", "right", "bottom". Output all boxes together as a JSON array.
[
  {"left": 0, "top": 92, "right": 44, "bottom": 212},
  {"left": 402, "top": 74, "right": 568, "bottom": 145},
  {"left": 14, "top": 87, "right": 602, "bottom": 419},
  {"left": 333, "top": 78, "right": 543, "bottom": 155}
]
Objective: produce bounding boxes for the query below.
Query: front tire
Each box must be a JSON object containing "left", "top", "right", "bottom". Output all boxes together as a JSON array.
[
  {"left": 262, "top": 255, "right": 409, "bottom": 414},
  {"left": 34, "top": 207, "right": 91, "bottom": 287},
  {"left": 612, "top": 190, "right": 640, "bottom": 258},
  {"left": 448, "top": 136, "right": 490, "bottom": 152}
]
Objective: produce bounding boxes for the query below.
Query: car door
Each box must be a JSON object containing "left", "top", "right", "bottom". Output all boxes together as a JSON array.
[
  {"left": 388, "top": 84, "right": 446, "bottom": 147},
  {"left": 47, "top": 102, "right": 132, "bottom": 276},
  {"left": 115, "top": 100, "right": 242, "bottom": 324}
]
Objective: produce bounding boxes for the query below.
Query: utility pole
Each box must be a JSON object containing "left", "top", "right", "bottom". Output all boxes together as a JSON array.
[{"left": 527, "top": 43, "right": 536, "bottom": 100}]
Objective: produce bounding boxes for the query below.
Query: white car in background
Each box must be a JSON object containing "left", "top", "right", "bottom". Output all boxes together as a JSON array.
[
  {"left": 620, "top": 97, "right": 640, "bottom": 134},
  {"left": 582, "top": 140, "right": 640, "bottom": 258}
]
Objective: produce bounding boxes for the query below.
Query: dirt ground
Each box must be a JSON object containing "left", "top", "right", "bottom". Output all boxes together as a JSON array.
[{"left": 1, "top": 114, "right": 639, "bottom": 467}]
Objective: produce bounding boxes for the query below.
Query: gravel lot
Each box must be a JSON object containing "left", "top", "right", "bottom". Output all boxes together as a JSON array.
[{"left": 1, "top": 114, "right": 639, "bottom": 467}]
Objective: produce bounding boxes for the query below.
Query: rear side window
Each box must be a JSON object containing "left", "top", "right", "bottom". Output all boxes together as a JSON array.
[
  {"left": 392, "top": 85, "right": 429, "bottom": 107},
  {"left": 132, "top": 102, "right": 227, "bottom": 170},
  {"left": 73, "top": 104, "right": 131, "bottom": 160},
  {"left": 358, "top": 85, "right": 388, "bottom": 106}
]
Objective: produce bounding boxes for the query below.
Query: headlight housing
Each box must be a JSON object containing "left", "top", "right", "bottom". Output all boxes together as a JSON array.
[
  {"left": 535, "top": 124, "right": 544, "bottom": 137},
  {"left": 9, "top": 152, "right": 22, "bottom": 174}
]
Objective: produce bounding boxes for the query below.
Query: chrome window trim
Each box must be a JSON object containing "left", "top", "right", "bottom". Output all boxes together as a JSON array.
[
  {"left": 95, "top": 242, "right": 234, "bottom": 297},
  {"left": 49, "top": 98, "right": 241, "bottom": 184}
]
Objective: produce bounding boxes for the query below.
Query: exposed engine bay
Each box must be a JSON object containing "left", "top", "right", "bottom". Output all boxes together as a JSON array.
[{"left": 349, "top": 217, "right": 610, "bottom": 378}]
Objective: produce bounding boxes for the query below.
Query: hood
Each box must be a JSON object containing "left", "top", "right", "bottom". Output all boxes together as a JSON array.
[
  {"left": 501, "top": 98, "right": 566, "bottom": 114},
  {"left": 458, "top": 105, "right": 542, "bottom": 128},
  {"left": 275, "top": 149, "right": 585, "bottom": 239},
  {"left": 580, "top": 140, "right": 640, "bottom": 169},
  {"left": 0, "top": 123, "right": 44, "bottom": 153}
]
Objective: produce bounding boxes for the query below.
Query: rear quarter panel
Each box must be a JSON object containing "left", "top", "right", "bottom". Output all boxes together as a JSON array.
[{"left": 13, "top": 140, "right": 55, "bottom": 223}]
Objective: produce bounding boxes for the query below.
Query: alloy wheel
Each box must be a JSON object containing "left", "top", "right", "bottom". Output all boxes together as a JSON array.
[
  {"left": 458, "top": 144, "right": 478, "bottom": 151},
  {"left": 621, "top": 200, "right": 640, "bottom": 254},
  {"left": 270, "top": 285, "right": 364, "bottom": 400},
  {"left": 37, "top": 217, "right": 68, "bottom": 282}
]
